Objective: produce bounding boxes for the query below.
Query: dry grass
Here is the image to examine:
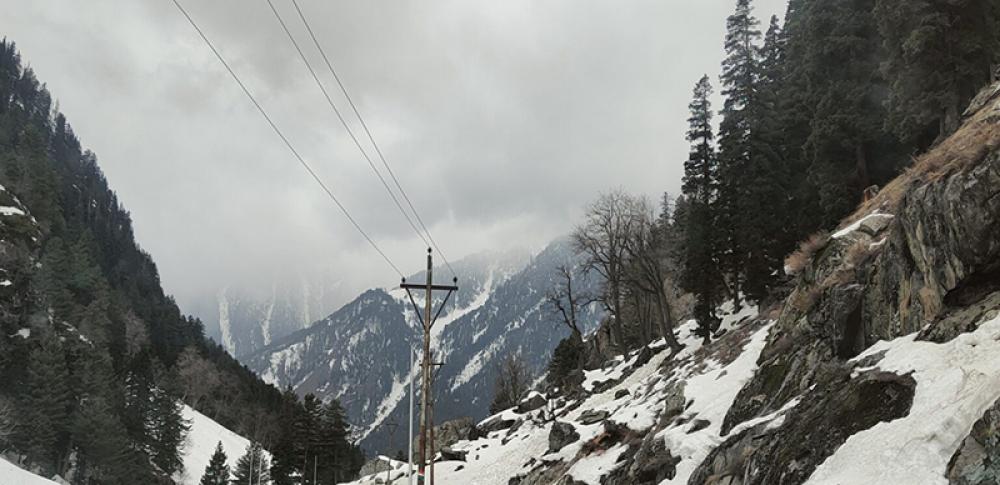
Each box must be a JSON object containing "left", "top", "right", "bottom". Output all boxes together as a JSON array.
[
  {"left": 841, "top": 85, "right": 1000, "bottom": 228},
  {"left": 784, "top": 231, "right": 831, "bottom": 276}
]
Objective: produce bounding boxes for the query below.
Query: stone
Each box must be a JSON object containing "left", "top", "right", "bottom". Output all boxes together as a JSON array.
[
  {"left": 517, "top": 393, "right": 547, "bottom": 414},
  {"left": 411, "top": 417, "right": 479, "bottom": 456},
  {"left": 440, "top": 447, "right": 468, "bottom": 462},
  {"left": 578, "top": 409, "right": 609, "bottom": 425},
  {"left": 614, "top": 389, "right": 630, "bottom": 400},
  {"left": 548, "top": 421, "right": 580, "bottom": 453}
]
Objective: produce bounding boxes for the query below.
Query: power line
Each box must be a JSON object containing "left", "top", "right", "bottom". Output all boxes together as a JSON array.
[
  {"left": 288, "top": 0, "right": 457, "bottom": 278},
  {"left": 264, "top": 0, "right": 432, "bottom": 250},
  {"left": 170, "top": 0, "right": 403, "bottom": 277}
]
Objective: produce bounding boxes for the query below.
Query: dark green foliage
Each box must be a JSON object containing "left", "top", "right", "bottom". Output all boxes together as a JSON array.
[
  {"left": 0, "top": 38, "right": 290, "bottom": 481},
  {"left": 200, "top": 441, "right": 231, "bottom": 485},
  {"left": 232, "top": 442, "right": 269, "bottom": 485},
  {"left": 21, "top": 333, "right": 72, "bottom": 474},
  {"left": 680, "top": 76, "right": 725, "bottom": 340},
  {"left": 547, "top": 335, "right": 586, "bottom": 389},
  {"left": 270, "top": 392, "right": 364, "bottom": 484},
  {"left": 876, "top": 0, "right": 1000, "bottom": 144},
  {"left": 715, "top": 0, "right": 762, "bottom": 307}
]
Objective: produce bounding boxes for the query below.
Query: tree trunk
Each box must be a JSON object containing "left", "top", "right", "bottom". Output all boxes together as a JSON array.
[{"left": 655, "top": 292, "right": 683, "bottom": 354}]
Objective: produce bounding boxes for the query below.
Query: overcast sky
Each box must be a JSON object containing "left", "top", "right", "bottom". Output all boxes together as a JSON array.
[{"left": 2, "top": 0, "right": 787, "bottom": 315}]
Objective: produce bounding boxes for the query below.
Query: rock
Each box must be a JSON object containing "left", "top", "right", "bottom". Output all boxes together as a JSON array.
[
  {"left": 603, "top": 431, "right": 679, "bottom": 485},
  {"left": 359, "top": 458, "right": 392, "bottom": 477},
  {"left": 517, "top": 392, "right": 547, "bottom": 413},
  {"left": 479, "top": 416, "right": 518, "bottom": 433},
  {"left": 548, "top": 421, "right": 580, "bottom": 453},
  {"left": 662, "top": 382, "right": 686, "bottom": 421},
  {"left": 614, "top": 389, "right": 630, "bottom": 400},
  {"left": 440, "top": 447, "right": 468, "bottom": 462},
  {"left": 687, "top": 419, "right": 711, "bottom": 433},
  {"left": 578, "top": 409, "right": 609, "bottom": 425},
  {"left": 691, "top": 370, "right": 916, "bottom": 485},
  {"left": 947, "top": 396, "right": 1000, "bottom": 484},
  {"left": 412, "top": 417, "right": 479, "bottom": 456}
]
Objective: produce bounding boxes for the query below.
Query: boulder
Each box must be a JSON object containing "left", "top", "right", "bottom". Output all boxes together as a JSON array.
[
  {"left": 411, "top": 417, "right": 478, "bottom": 456},
  {"left": 614, "top": 389, "right": 630, "bottom": 400},
  {"left": 547, "top": 421, "right": 580, "bottom": 453},
  {"left": 578, "top": 409, "right": 609, "bottom": 425},
  {"left": 517, "top": 392, "right": 547, "bottom": 414},
  {"left": 440, "top": 446, "right": 468, "bottom": 462}
]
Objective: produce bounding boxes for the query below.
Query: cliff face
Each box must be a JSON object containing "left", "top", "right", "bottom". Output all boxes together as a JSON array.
[{"left": 696, "top": 80, "right": 1000, "bottom": 484}]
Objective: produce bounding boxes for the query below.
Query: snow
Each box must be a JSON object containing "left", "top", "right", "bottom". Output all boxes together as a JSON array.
[
  {"left": 655, "top": 321, "right": 774, "bottom": 484},
  {"left": 567, "top": 444, "right": 627, "bottom": 484},
  {"left": 176, "top": 405, "right": 270, "bottom": 485},
  {"left": 341, "top": 309, "right": 770, "bottom": 485},
  {"left": 217, "top": 288, "right": 235, "bottom": 355},
  {"left": 0, "top": 280, "right": 11, "bottom": 287},
  {"left": 14, "top": 327, "right": 30, "bottom": 338},
  {"left": 0, "top": 206, "right": 25, "bottom": 216},
  {"left": 0, "top": 457, "right": 60, "bottom": 485},
  {"left": 806, "top": 311, "right": 1000, "bottom": 485},
  {"left": 832, "top": 211, "right": 894, "bottom": 239}
]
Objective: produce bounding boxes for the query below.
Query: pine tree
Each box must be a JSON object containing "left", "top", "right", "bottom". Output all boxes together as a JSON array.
[
  {"left": 22, "top": 333, "right": 72, "bottom": 474},
  {"left": 268, "top": 389, "right": 301, "bottom": 485},
  {"left": 680, "top": 75, "right": 724, "bottom": 341},
  {"left": 200, "top": 441, "right": 230, "bottom": 485},
  {"left": 875, "top": 0, "right": 1000, "bottom": 145},
  {"left": 716, "top": 0, "right": 762, "bottom": 308},
  {"left": 741, "top": 15, "right": 790, "bottom": 303},
  {"left": 232, "top": 442, "right": 270, "bottom": 485}
]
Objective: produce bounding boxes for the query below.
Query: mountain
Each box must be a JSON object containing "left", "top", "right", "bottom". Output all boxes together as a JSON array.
[
  {"left": 186, "top": 275, "right": 350, "bottom": 358},
  {"left": 243, "top": 239, "right": 603, "bottom": 453},
  {"left": 345, "top": 77, "right": 1000, "bottom": 485}
]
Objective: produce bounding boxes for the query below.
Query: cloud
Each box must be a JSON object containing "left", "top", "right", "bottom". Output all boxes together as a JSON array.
[{"left": 1, "top": 0, "right": 788, "bottom": 315}]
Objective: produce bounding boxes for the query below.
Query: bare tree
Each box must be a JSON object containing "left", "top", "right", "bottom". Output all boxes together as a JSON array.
[
  {"left": 176, "top": 346, "right": 221, "bottom": 408},
  {"left": 546, "top": 264, "right": 597, "bottom": 343},
  {"left": 572, "top": 190, "right": 643, "bottom": 349},
  {"left": 489, "top": 353, "right": 532, "bottom": 415},
  {"left": 623, "top": 197, "right": 685, "bottom": 353}
]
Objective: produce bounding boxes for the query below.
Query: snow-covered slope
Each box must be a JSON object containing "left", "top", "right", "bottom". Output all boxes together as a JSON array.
[
  {"left": 177, "top": 405, "right": 268, "bottom": 485},
  {"left": 242, "top": 240, "right": 601, "bottom": 454},
  {"left": 0, "top": 457, "right": 60, "bottom": 485},
  {"left": 344, "top": 306, "right": 769, "bottom": 485}
]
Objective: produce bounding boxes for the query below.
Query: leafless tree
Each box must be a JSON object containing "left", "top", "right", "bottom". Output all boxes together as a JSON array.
[
  {"left": 572, "top": 189, "right": 643, "bottom": 349},
  {"left": 489, "top": 353, "right": 532, "bottom": 415},
  {"left": 546, "top": 264, "right": 597, "bottom": 343},
  {"left": 176, "top": 346, "right": 221, "bottom": 408},
  {"left": 623, "top": 197, "right": 684, "bottom": 353}
]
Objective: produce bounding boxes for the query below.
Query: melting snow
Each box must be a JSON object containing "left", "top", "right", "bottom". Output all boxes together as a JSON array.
[{"left": 806, "top": 311, "right": 1000, "bottom": 485}]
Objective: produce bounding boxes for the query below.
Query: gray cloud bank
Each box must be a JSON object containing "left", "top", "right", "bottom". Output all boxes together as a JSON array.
[{"left": 1, "top": 0, "right": 786, "bottom": 315}]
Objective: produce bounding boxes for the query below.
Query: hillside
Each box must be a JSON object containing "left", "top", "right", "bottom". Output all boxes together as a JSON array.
[
  {"left": 347, "top": 78, "right": 1000, "bottom": 485},
  {"left": 0, "top": 39, "right": 361, "bottom": 483},
  {"left": 244, "top": 239, "right": 602, "bottom": 453}
]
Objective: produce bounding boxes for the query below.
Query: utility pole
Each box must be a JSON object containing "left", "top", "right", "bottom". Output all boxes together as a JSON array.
[
  {"left": 385, "top": 418, "right": 399, "bottom": 484},
  {"left": 400, "top": 248, "right": 457, "bottom": 485},
  {"left": 408, "top": 347, "right": 415, "bottom": 485}
]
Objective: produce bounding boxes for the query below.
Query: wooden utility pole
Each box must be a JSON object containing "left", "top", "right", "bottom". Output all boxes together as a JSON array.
[{"left": 401, "top": 248, "right": 457, "bottom": 485}]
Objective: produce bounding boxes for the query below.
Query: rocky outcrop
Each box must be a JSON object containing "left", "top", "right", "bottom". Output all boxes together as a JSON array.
[
  {"left": 693, "top": 371, "right": 915, "bottom": 485},
  {"left": 548, "top": 421, "right": 580, "bottom": 453},
  {"left": 722, "top": 80, "right": 1000, "bottom": 437},
  {"left": 411, "top": 417, "right": 479, "bottom": 458},
  {"left": 948, "top": 397, "right": 1000, "bottom": 484}
]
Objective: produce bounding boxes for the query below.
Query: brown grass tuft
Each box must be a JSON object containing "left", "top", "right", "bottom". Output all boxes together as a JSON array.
[
  {"left": 841, "top": 86, "right": 1000, "bottom": 228},
  {"left": 784, "top": 231, "right": 831, "bottom": 276}
]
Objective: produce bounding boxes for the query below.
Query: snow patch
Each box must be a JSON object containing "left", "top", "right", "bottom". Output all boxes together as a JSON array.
[
  {"left": 806, "top": 312, "right": 1000, "bottom": 485},
  {"left": 177, "top": 405, "right": 270, "bottom": 485}
]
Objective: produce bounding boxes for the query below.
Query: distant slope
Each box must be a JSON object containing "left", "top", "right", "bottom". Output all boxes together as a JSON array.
[{"left": 244, "top": 239, "right": 602, "bottom": 453}]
